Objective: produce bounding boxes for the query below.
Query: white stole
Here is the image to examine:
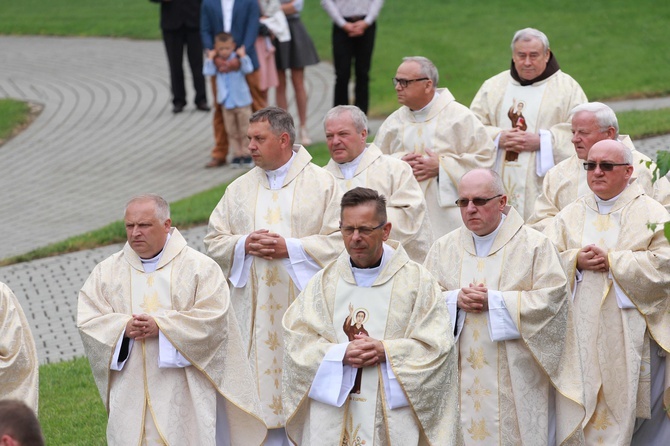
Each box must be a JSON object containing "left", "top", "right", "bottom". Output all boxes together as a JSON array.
[
  {"left": 459, "top": 251, "right": 506, "bottom": 445},
  {"left": 333, "top": 278, "right": 398, "bottom": 445},
  {"left": 497, "top": 83, "right": 548, "bottom": 217},
  {"left": 254, "top": 183, "right": 297, "bottom": 428}
]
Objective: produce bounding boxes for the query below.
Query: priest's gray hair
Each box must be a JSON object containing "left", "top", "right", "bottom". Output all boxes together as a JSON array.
[
  {"left": 570, "top": 102, "right": 620, "bottom": 137},
  {"left": 402, "top": 56, "right": 439, "bottom": 86},
  {"left": 323, "top": 105, "right": 368, "bottom": 133},
  {"left": 511, "top": 28, "right": 550, "bottom": 54},
  {"left": 250, "top": 106, "right": 296, "bottom": 145},
  {"left": 125, "top": 194, "right": 171, "bottom": 222}
]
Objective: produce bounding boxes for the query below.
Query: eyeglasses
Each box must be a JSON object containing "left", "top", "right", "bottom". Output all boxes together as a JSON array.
[
  {"left": 340, "top": 222, "right": 386, "bottom": 236},
  {"left": 583, "top": 162, "right": 630, "bottom": 171},
  {"left": 392, "top": 77, "right": 429, "bottom": 88},
  {"left": 454, "top": 195, "right": 502, "bottom": 207}
]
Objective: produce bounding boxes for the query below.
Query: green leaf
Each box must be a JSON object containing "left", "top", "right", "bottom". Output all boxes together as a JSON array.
[
  {"left": 656, "top": 150, "right": 670, "bottom": 179},
  {"left": 665, "top": 221, "right": 670, "bottom": 243}
]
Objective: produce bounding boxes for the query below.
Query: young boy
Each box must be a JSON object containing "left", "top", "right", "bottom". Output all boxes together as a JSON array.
[{"left": 203, "top": 32, "right": 254, "bottom": 168}]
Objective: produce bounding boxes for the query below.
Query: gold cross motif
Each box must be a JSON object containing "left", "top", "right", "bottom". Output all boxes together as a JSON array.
[
  {"left": 264, "top": 357, "right": 282, "bottom": 389},
  {"left": 260, "top": 293, "right": 283, "bottom": 324},
  {"left": 141, "top": 290, "right": 160, "bottom": 314}
]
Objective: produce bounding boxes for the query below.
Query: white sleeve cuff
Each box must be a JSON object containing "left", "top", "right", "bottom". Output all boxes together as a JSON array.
[
  {"left": 229, "top": 235, "right": 253, "bottom": 288},
  {"left": 381, "top": 358, "right": 409, "bottom": 409},
  {"left": 158, "top": 331, "right": 192, "bottom": 368},
  {"left": 437, "top": 163, "right": 459, "bottom": 208},
  {"left": 610, "top": 272, "right": 635, "bottom": 309},
  {"left": 445, "top": 290, "right": 459, "bottom": 333},
  {"left": 487, "top": 290, "right": 520, "bottom": 341},
  {"left": 308, "top": 343, "right": 355, "bottom": 407},
  {"left": 536, "top": 129, "right": 555, "bottom": 177},
  {"left": 110, "top": 332, "right": 133, "bottom": 371},
  {"left": 283, "top": 238, "right": 321, "bottom": 291}
]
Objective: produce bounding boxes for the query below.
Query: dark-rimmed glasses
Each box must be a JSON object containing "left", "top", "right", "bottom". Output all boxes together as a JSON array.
[
  {"left": 392, "top": 77, "right": 429, "bottom": 88},
  {"left": 340, "top": 222, "right": 386, "bottom": 236},
  {"left": 583, "top": 162, "right": 630, "bottom": 171},
  {"left": 454, "top": 195, "right": 502, "bottom": 207}
]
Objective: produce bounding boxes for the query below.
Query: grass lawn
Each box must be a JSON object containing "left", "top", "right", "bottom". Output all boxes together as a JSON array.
[
  {"left": 1, "top": 0, "right": 669, "bottom": 116},
  {"left": 0, "top": 98, "right": 31, "bottom": 143},
  {"left": 39, "top": 358, "right": 107, "bottom": 445}
]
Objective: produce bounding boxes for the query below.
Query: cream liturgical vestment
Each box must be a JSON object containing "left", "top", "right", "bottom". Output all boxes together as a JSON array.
[
  {"left": 529, "top": 136, "right": 670, "bottom": 231},
  {"left": 204, "top": 145, "right": 343, "bottom": 429},
  {"left": 282, "top": 243, "right": 463, "bottom": 445},
  {"left": 324, "top": 143, "right": 433, "bottom": 263},
  {"left": 0, "top": 282, "right": 39, "bottom": 412},
  {"left": 374, "top": 88, "right": 496, "bottom": 239},
  {"left": 424, "top": 207, "right": 586, "bottom": 446},
  {"left": 78, "top": 229, "right": 266, "bottom": 445},
  {"left": 470, "top": 69, "right": 587, "bottom": 220},
  {"left": 545, "top": 183, "right": 670, "bottom": 445}
]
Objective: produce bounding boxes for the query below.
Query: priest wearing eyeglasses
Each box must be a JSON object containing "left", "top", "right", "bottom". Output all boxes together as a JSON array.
[
  {"left": 545, "top": 139, "right": 670, "bottom": 445},
  {"left": 373, "top": 56, "right": 495, "bottom": 240},
  {"left": 424, "top": 168, "right": 586, "bottom": 445},
  {"left": 283, "top": 187, "right": 463, "bottom": 445}
]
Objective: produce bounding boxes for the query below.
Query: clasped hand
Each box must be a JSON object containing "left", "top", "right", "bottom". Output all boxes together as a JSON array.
[
  {"left": 499, "top": 128, "right": 540, "bottom": 153},
  {"left": 402, "top": 149, "right": 439, "bottom": 182},
  {"left": 343, "top": 334, "right": 385, "bottom": 368},
  {"left": 458, "top": 283, "right": 489, "bottom": 313},
  {"left": 577, "top": 244, "right": 609, "bottom": 272},
  {"left": 125, "top": 313, "right": 158, "bottom": 340},
  {"left": 245, "top": 229, "right": 288, "bottom": 260}
]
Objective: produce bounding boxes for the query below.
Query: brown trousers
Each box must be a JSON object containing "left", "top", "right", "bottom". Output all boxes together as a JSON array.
[{"left": 210, "top": 70, "right": 266, "bottom": 161}]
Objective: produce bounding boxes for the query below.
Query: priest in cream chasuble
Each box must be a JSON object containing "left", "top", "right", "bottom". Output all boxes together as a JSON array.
[
  {"left": 545, "top": 140, "right": 670, "bottom": 446},
  {"left": 323, "top": 105, "right": 433, "bottom": 263},
  {"left": 205, "top": 109, "right": 344, "bottom": 438},
  {"left": 78, "top": 195, "right": 266, "bottom": 446},
  {"left": 528, "top": 102, "right": 670, "bottom": 231},
  {"left": 424, "top": 169, "right": 585, "bottom": 445},
  {"left": 470, "top": 28, "right": 587, "bottom": 220},
  {"left": 0, "top": 282, "right": 39, "bottom": 413},
  {"left": 374, "top": 57, "right": 495, "bottom": 240},
  {"left": 283, "top": 188, "right": 462, "bottom": 445}
]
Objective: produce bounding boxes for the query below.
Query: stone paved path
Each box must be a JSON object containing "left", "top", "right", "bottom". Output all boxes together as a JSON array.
[{"left": 0, "top": 36, "right": 668, "bottom": 364}]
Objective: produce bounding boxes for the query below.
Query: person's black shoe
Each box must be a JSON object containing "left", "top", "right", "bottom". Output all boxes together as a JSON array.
[
  {"left": 172, "top": 104, "right": 185, "bottom": 114},
  {"left": 196, "top": 102, "right": 211, "bottom": 112}
]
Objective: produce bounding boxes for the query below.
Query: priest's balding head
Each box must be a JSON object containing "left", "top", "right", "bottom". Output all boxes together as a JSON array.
[
  {"left": 585, "top": 139, "right": 634, "bottom": 200},
  {"left": 393, "top": 56, "right": 438, "bottom": 111},
  {"left": 457, "top": 169, "right": 508, "bottom": 236}
]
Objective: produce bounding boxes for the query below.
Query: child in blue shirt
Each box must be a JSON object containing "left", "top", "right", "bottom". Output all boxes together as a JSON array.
[{"left": 203, "top": 32, "right": 254, "bottom": 167}]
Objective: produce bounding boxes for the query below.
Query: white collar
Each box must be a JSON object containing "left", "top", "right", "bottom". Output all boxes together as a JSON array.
[{"left": 265, "top": 151, "right": 297, "bottom": 190}]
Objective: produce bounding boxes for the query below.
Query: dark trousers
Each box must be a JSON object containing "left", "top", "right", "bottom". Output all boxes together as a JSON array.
[
  {"left": 332, "top": 21, "right": 376, "bottom": 115},
  {"left": 162, "top": 27, "right": 207, "bottom": 107}
]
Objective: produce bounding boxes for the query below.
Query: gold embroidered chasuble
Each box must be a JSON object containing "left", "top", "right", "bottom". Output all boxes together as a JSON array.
[
  {"left": 424, "top": 207, "right": 586, "bottom": 445},
  {"left": 204, "top": 145, "right": 344, "bottom": 428},
  {"left": 325, "top": 143, "right": 433, "bottom": 263},
  {"left": 374, "top": 88, "right": 496, "bottom": 239},
  {"left": 470, "top": 69, "right": 587, "bottom": 220},
  {"left": 78, "top": 229, "right": 266, "bottom": 445},
  {"left": 545, "top": 183, "right": 670, "bottom": 442},
  {"left": 283, "top": 243, "right": 463, "bottom": 445},
  {"left": 0, "top": 282, "right": 39, "bottom": 412},
  {"left": 529, "top": 136, "right": 670, "bottom": 231}
]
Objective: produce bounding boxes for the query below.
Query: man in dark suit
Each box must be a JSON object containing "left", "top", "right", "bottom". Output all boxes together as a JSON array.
[
  {"left": 151, "top": 0, "right": 210, "bottom": 114},
  {"left": 201, "top": 0, "right": 262, "bottom": 167}
]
